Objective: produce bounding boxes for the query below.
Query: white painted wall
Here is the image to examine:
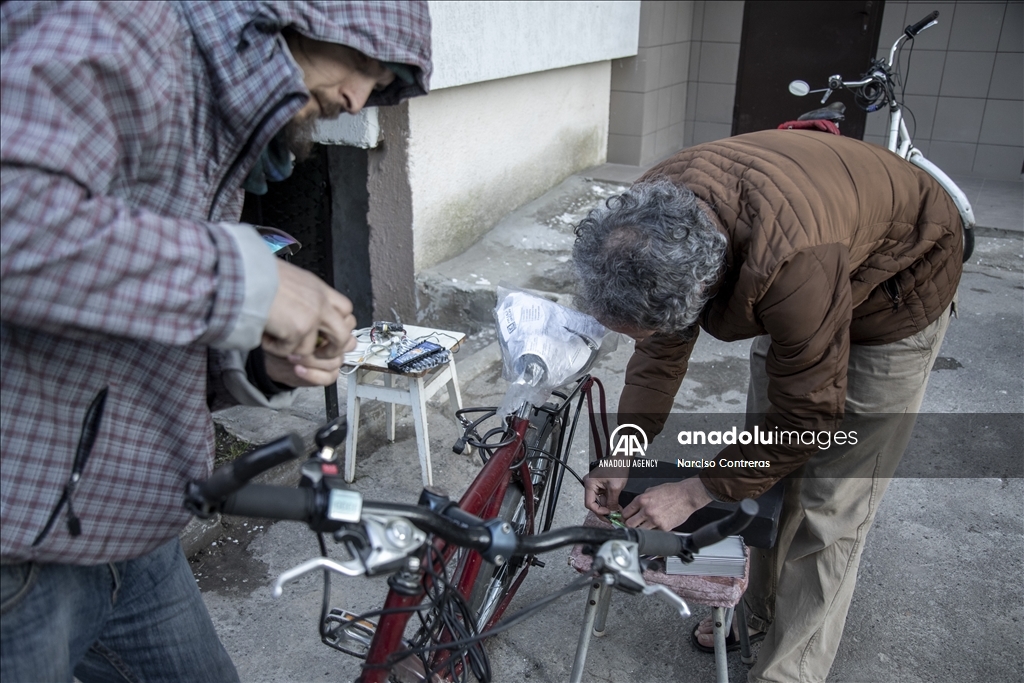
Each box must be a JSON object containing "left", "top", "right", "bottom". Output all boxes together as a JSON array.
[
  {"left": 407, "top": 62, "right": 612, "bottom": 270},
  {"left": 428, "top": 0, "right": 640, "bottom": 89},
  {"left": 314, "top": 111, "right": 379, "bottom": 148},
  {"left": 315, "top": 1, "right": 641, "bottom": 147}
]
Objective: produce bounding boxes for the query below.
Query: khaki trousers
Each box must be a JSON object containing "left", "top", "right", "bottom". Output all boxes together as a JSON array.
[{"left": 743, "top": 307, "right": 952, "bottom": 683}]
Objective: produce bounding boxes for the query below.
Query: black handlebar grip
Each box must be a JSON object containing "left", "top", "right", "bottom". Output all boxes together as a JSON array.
[
  {"left": 635, "top": 529, "right": 685, "bottom": 558},
  {"left": 221, "top": 484, "right": 316, "bottom": 521},
  {"left": 198, "top": 433, "right": 304, "bottom": 503},
  {"left": 443, "top": 505, "right": 487, "bottom": 528},
  {"left": 684, "top": 499, "right": 760, "bottom": 552},
  {"left": 905, "top": 11, "right": 939, "bottom": 38}
]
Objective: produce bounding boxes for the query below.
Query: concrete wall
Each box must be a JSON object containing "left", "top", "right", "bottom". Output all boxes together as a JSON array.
[
  {"left": 315, "top": 1, "right": 640, "bottom": 149},
  {"left": 395, "top": 1, "right": 639, "bottom": 271},
  {"left": 607, "top": 1, "right": 745, "bottom": 165},
  {"left": 864, "top": 1, "right": 1023, "bottom": 181},
  {"left": 428, "top": 0, "right": 640, "bottom": 89},
  {"left": 406, "top": 62, "right": 611, "bottom": 270},
  {"left": 367, "top": 105, "right": 417, "bottom": 322}
]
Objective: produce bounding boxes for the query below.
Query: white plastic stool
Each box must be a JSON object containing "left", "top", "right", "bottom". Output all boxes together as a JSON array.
[{"left": 343, "top": 326, "right": 466, "bottom": 486}]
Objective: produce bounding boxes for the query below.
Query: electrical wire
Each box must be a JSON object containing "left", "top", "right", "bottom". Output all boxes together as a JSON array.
[
  {"left": 317, "top": 532, "right": 331, "bottom": 641},
  {"left": 527, "top": 449, "right": 586, "bottom": 488},
  {"left": 378, "top": 543, "right": 490, "bottom": 682},
  {"left": 889, "top": 35, "right": 920, "bottom": 143}
]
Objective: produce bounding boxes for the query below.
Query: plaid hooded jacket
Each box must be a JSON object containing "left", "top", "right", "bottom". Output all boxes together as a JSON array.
[{"left": 0, "top": 1, "right": 431, "bottom": 564}]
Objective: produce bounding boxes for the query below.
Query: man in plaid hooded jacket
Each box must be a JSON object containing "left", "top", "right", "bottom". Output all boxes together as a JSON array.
[{"left": 0, "top": 2, "right": 431, "bottom": 679}]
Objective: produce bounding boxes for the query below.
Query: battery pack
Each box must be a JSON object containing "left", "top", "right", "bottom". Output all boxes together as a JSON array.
[{"left": 387, "top": 339, "right": 449, "bottom": 373}]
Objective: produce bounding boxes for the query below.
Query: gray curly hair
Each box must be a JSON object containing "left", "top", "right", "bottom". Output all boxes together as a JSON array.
[{"left": 572, "top": 178, "right": 727, "bottom": 335}]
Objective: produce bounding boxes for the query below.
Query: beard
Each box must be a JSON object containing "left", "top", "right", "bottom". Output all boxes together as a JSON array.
[
  {"left": 282, "top": 114, "right": 317, "bottom": 164},
  {"left": 282, "top": 89, "right": 345, "bottom": 164}
]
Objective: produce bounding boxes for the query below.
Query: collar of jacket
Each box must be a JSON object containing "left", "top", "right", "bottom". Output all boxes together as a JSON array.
[{"left": 175, "top": 1, "right": 308, "bottom": 216}]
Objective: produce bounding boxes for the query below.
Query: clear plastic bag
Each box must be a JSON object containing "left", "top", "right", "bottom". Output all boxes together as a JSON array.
[{"left": 494, "top": 288, "right": 617, "bottom": 415}]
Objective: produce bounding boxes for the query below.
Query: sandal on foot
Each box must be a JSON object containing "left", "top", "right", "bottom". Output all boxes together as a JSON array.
[{"left": 690, "top": 622, "right": 765, "bottom": 654}]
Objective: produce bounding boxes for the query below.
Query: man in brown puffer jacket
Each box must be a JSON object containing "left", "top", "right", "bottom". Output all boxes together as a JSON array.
[{"left": 575, "top": 129, "right": 961, "bottom": 683}]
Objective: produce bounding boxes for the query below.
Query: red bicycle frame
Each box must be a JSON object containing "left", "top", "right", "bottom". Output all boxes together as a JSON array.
[{"left": 357, "top": 416, "right": 537, "bottom": 683}]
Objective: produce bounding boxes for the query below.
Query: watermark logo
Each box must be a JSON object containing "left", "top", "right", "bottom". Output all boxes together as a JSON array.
[{"left": 609, "top": 423, "right": 648, "bottom": 458}]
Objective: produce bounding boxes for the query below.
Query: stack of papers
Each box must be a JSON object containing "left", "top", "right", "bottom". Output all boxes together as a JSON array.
[{"left": 664, "top": 535, "right": 746, "bottom": 577}]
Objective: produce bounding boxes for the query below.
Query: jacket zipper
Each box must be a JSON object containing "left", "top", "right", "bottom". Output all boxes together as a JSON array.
[
  {"left": 207, "top": 97, "right": 301, "bottom": 220},
  {"left": 31, "top": 387, "right": 108, "bottom": 546},
  {"left": 882, "top": 277, "right": 903, "bottom": 313}
]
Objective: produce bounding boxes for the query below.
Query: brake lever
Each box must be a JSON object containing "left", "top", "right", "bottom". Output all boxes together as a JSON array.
[
  {"left": 821, "top": 75, "right": 846, "bottom": 103},
  {"left": 642, "top": 584, "right": 692, "bottom": 619},
  {"left": 594, "top": 540, "right": 691, "bottom": 619},
  {"left": 272, "top": 514, "right": 428, "bottom": 596},
  {"left": 272, "top": 556, "right": 366, "bottom": 597}
]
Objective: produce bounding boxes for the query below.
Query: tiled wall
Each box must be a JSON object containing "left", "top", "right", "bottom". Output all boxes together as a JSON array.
[
  {"left": 608, "top": 1, "right": 695, "bottom": 166},
  {"left": 609, "top": 1, "right": 1021, "bottom": 180},
  {"left": 864, "top": 1, "right": 1023, "bottom": 180},
  {"left": 682, "top": 1, "right": 744, "bottom": 148},
  {"left": 608, "top": 1, "right": 745, "bottom": 166}
]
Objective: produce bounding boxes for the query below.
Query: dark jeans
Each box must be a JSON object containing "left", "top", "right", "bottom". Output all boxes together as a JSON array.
[{"left": 0, "top": 538, "right": 238, "bottom": 683}]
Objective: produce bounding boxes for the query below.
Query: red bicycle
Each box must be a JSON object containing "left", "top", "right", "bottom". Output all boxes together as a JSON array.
[{"left": 185, "top": 293, "right": 757, "bottom": 682}]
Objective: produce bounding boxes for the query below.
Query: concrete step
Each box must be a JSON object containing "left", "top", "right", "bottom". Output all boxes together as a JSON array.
[{"left": 415, "top": 172, "right": 631, "bottom": 333}]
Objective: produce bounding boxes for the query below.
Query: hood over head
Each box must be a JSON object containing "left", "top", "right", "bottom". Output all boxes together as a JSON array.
[
  {"left": 247, "top": 1, "right": 432, "bottom": 107},
  {"left": 178, "top": 1, "right": 430, "bottom": 129},
  {"left": 175, "top": 1, "right": 431, "bottom": 203}
]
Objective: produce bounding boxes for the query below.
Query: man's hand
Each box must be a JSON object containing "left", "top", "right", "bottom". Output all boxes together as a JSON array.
[
  {"left": 263, "top": 260, "right": 357, "bottom": 359},
  {"left": 621, "top": 477, "right": 712, "bottom": 530},
  {"left": 583, "top": 465, "right": 631, "bottom": 515},
  {"left": 263, "top": 349, "right": 343, "bottom": 387}
]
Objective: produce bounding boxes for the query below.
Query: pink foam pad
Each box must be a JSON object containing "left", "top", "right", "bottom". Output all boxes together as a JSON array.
[{"left": 567, "top": 511, "right": 749, "bottom": 608}]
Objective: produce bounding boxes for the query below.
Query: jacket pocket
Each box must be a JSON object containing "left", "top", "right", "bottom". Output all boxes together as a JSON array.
[
  {"left": 31, "top": 387, "right": 108, "bottom": 546},
  {"left": 881, "top": 276, "right": 903, "bottom": 313}
]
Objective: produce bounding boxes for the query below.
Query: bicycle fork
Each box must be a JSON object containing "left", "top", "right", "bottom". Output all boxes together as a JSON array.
[{"left": 358, "top": 560, "right": 431, "bottom": 683}]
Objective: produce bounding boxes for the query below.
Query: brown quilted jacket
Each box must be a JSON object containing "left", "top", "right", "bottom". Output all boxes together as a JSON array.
[{"left": 617, "top": 130, "right": 962, "bottom": 502}]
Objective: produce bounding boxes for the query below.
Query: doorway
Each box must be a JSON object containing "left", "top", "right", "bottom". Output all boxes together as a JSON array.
[{"left": 732, "top": 1, "right": 886, "bottom": 141}]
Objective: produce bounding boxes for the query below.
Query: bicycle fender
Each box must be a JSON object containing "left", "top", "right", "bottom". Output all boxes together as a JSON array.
[
  {"left": 907, "top": 149, "right": 977, "bottom": 229},
  {"left": 907, "top": 149, "right": 976, "bottom": 260}
]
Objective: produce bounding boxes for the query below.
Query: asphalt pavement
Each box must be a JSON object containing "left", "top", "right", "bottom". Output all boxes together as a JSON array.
[{"left": 202, "top": 167, "right": 1023, "bottom": 683}]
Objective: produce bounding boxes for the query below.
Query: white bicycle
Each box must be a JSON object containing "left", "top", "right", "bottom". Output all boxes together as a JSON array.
[{"left": 787, "top": 10, "right": 976, "bottom": 260}]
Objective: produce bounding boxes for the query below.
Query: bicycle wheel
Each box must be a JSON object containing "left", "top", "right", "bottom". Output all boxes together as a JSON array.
[{"left": 464, "top": 405, "right": 565, "bottom": 630}]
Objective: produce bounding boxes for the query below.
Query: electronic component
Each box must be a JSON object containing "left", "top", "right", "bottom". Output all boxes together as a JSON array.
[
  {"left": 387, "top": 339, "right": 450, "bottom": 373},
  {"left": 370, "top": 321, "right": 405, "bottom": 343}
]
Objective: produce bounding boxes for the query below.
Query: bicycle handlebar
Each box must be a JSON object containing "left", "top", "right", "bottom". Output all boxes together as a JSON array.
[
  {"left": 683, "top": 498, "right": 759, "bottom": 552},
  {"left": 221, "top": 483, "right": 316, "bottom": 522},
  {"left": 797, "top": 11, "right": 940, "bottom": 101},
  {"left": 905, "top": 11, "right": 939, "bottom": 39},
  {"left": 197, "top": 434, "right": 304, "bottom": 503},
  {"left": 215, "top": 482, "right": 759, "bottom": 560}
]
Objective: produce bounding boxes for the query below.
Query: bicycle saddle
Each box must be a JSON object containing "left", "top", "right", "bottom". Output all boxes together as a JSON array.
[{"left": 797, "top": 102, "right": 846, "bottom": 122}]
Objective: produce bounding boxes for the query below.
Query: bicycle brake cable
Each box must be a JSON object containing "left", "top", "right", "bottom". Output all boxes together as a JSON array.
[
  {"left": 387, "top": 543, "right": 490, "bottom": 682},
  {"left": 419, "top": 571, "right": 598, "bottom": 678},
  {"left": 317, "top": 532, "right": 331, "bottom": 641},
  {"left": 526, "top": 449, "right": 586, "bottom": 488}
]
